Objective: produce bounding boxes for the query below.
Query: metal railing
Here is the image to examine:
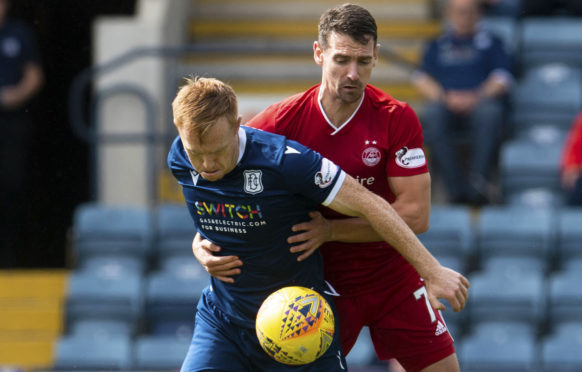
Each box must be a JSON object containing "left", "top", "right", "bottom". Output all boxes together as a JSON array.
[{"left": 68, "top": 43, "right": 418, "bottom": 202}]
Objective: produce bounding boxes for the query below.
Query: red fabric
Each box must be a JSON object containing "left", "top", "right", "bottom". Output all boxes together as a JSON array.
[
  {"left": 562, "top": 113, "right": 582, "bottom": 172},
  {"left": 334, "top": 279, "right": 455, "bottom": 372},
  {"left": 246, "top": 84, "right": 429, "bottom": 299}
]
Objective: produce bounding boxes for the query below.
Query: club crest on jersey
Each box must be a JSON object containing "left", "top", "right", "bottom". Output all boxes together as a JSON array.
[
  {"left": 243, "top": 170, "right": 264, "bottom": 194},
  {"left": 315, "top": 158, "right": 337, "bottom": 188},
  {"left": 362, "top": 141, "right": 381, "bottom": 167},
  {"left": 395, "top": 147, "right": 426, "bottom": 169}
]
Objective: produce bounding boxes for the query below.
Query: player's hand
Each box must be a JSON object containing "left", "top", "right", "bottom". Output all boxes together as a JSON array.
[
  {"left": 192, "top": 233, "right": 242, "bottom": 283},
  {"left": 423, "top": 266, "right": 470, "bottom": 312},
  {"left": 288, "top": 211, "right": 332, "bottom": 262}
]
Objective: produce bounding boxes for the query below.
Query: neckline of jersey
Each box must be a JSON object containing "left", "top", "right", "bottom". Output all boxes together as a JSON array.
[{"left": 317, "top": 87, "right": 365, "bottom": 136}]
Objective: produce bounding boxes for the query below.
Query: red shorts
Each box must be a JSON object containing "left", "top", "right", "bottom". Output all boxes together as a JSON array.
[{"left": 335, "top": 279, "right": 456, "bottom": 372}]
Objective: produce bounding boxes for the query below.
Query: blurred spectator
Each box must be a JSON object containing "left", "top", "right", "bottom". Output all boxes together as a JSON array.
[
  {"left": 522, "top": 0, "right": 582, "bottom": 17},
  {"left": 413, "top": 0, "right": 513, "bottom": 205},
  {"left": 0, "top": 0, "right": 43, "bottom": 267},
  {"left": 479, "top": 0, "right": 523, "bottom": 17},
  {"left": 561, "top": 112, "right": 582, "bottom": 206}
]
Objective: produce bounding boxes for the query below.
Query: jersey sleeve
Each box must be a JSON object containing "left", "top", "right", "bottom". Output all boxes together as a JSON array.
[
  {"left": 279, "top": 140, "right": 346, "bottom": 206},
  {"left": 386, "top": 104, "right": 429, "bottom": 177},
  {"left": 167, "top": 136, "right": 194, "bottom": 187},
  {"left": 246, "top": 103, "right": 280, "bottom": 134}
]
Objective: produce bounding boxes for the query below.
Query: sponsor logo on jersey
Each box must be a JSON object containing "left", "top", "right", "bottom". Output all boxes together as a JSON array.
[
  {"left": 362, "top": 140, "right": 381, "bottom": 167},
  {"left": 315, "top": 158, "right": 337, "bottom": 188},
  {"left": 395, "top": 147, "right": 426, "bottom": 169},
  {"left": 243, "top": 170, "right": 264, "bottom": 194},
  {"left": 435, "top": 320, "right": 447, "bottom": 336}
]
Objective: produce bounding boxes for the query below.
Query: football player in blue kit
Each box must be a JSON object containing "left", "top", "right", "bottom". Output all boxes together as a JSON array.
[{"left": 168, "top": 77, "right": 469, "bottom": 372}]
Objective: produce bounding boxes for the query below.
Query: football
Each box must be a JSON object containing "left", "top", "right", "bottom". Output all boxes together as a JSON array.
[{"left": 255, "top": 286, "right": 335, "bottom": 365}]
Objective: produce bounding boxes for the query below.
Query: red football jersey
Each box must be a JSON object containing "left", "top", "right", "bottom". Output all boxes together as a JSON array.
[{"left": 247, "top": 84, "right": 429, "bottom": 302}]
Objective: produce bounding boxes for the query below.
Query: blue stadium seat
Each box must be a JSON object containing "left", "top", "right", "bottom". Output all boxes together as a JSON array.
[
  {"left": 548, "top": 270, "right": 582, "bottom": 325},
  {"left": 155, "top": 203, "right": 198, "bottom": 259},
  {"left": 72, "top": 203, "right": 153, "bottom": 263},
  {"left": 79, "top": 254, "right": 146, "bottom": 276},
  {"left": 53, "top": 333, "right": 132, "bottom": 370},
  {"left": 481, "top": 16, "right": 519, "bottom": 56},
  {"left": 417, "top": 205, "right": 474, "bottom": 261},
  {"left": 144, "top": 269, "right": 207, "bottom": 337},
  {"left": 69, "top": 318, "right": 133, "bottom": 339},
  {"left": 434, "top": 254, "right": 465, "bottom": 275},
  {"left": 458, "top": 321, "right": 538, "bottom": 371},
  {"left": 562, "top": 257, "right": 582, "bottom": 273},
  {"left": 65, "top": 270, "right": 144, "bottom": 332},
  {"left": 557, "top": 208, "right": 582, "bottom": 264},
  {"left": 480, "top": 256, "right": 548, "bottom": 276},
  {"left": 506, "top": 187, "right": 565, "bottom": 210},
  {"left": 541, "top": 322, "right": 582, "bottom": 372},
  {"left": 477, "top": 206, "right": 555, "bottom": 263},
  {"left": 467, "top": 268, "right": 546, "bottom": 325},
  {"left": 521, "top": 18, "right": 582, "bottom": 68},
  {"left": 511, "top": 63, "right": 582, "bottom": 131},
  {"left": 499, "top": 138, "right": 564, "bottom": 197},
  {"left": 133, "top": 335, "right": 190, "bottom": 370},
  {"left": 345, "top": 327, "right": 377, "bottom": 367}
]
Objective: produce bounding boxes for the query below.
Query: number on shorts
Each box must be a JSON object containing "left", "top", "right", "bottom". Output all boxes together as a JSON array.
[{"left": 413, "top": 286, "right": 436, "bottom": 323}]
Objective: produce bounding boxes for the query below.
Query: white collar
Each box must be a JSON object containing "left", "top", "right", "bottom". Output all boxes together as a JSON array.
[
  {"left": 318, "top": 88, "right": 365, "bottom": 136},
  {"left": 236, "top": 126, "right": 247, "bottom": 164}
]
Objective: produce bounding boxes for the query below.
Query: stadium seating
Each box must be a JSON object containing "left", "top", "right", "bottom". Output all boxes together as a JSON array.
[
  {"left": 458, "top": 321, "right": 538, "bottom": 371},
  {"left": 520, "top": 18, "right": 582, "bottom": 68},
  {"left": 467, "top": 268, "right": 546, "bottom": 325},
  {"left": 556, "top": 208, "right": 582, "bottom": 264},
  {"left": 481, "top": 16, "right": 519, "bottom": 56},
  {"left": 417, "top": 205, "right": 474, "bottom": 260},
  {"left": 69, "top": 319, "right": 133, "bottom": 339},
  {"left": 144, "top": 266, "right": 207, "bottom": 337},
  {"left": 155, "top": 203, "right": 197, "bottom": 260},
  {"left": 499, "top": 137, "right": 564, "bottom": 197},
  {"left": 79, "top": 255, "right": 146, "bottom": 276},
  {"left": 65, "top": 269, "right": 144, "bottom": 333},
  {"left": 541, "top": 321, "right": 582, "bottom": 372},
  {"left": 506, "top": 187, "right": 565, "bottom": 209},
  {"left": 481, "top": 256, "right": 548, "bottom": 276},
  {"left": 345, "top": 327, "right": 377, "bottom": 368},
  {"left": 53, "top": 333, "right": 132, "bottom": 370},
  {"left": 133, "top": 335, "right": 190, "bottom": 370},
  {"left": 548, "top": 269, "right": 582, "bottom": 325},
  {"left": 476, "top": 205, "right": 555, "bottom": 263},
  {"left": 72, "top": 203, "right": 153, "bottom": 264},
  {"left": 511, "top": 63, "right": 582, "bottom": 131}
]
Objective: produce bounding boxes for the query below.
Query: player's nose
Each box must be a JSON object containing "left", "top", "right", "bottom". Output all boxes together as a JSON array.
[{"left": 346, "top": 61, "right": 359, "bottom": 80}]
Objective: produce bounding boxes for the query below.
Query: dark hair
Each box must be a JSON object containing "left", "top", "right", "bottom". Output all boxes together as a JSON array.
[{"left": 318, "top": 3, "right": 378, "bottom": 50}]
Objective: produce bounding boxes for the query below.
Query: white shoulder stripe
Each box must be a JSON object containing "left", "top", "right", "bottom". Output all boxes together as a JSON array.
[
  {"left": 322, "top": 170, "right": 346, "bottom": 206},
  {"left": 285, "top": 145, "right": 301, "bottom": 154}
]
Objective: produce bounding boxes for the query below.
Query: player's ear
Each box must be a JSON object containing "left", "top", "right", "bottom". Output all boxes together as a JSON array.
[
  {"left": 236, "top": 116, "right": 242, "bottom": 129},
  {"left": 313, "top": 41, "right": 324, "bottom": 66},
  {"left": 373, "top": 43, "right": 380, "bottom": 67}
]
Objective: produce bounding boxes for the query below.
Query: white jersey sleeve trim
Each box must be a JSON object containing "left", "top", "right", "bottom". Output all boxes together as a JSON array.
[
  {"left": 237, "top": 127, "right": 247, "bottom": 164},
  {"left": 321, "top": 170, "right": 346, "bottom": 206}
]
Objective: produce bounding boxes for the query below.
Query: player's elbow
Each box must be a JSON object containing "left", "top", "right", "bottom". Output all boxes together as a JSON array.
[{"left": 406, "top": 205, "right": 430, "bottom": 234}]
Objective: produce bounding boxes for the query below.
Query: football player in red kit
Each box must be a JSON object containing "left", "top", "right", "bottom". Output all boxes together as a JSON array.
[{"left": 192, "top": 4, "right": 468, "bottom": 372}]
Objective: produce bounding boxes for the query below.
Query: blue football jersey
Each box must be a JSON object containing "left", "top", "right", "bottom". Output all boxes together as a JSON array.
[{"left": 167, "top": 126, "right": 346, "bottom": 328}]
